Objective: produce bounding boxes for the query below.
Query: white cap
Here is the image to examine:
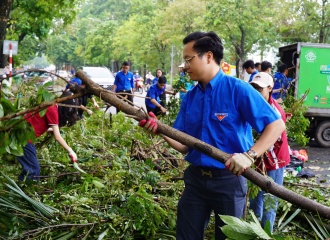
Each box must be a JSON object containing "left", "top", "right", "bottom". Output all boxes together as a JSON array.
[
  {"left": 250, "top": 72, "right": 274, "bottom": 88},
  {"left": 178, "top": 63, "right": 184, "bottom": 68}
]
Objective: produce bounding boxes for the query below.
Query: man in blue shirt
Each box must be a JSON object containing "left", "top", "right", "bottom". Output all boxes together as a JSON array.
[
  {"left": 152, "top": 68, "right": 168, "bottom": 108},
  {"left": 145, "top": 75, "right": 175, "bottom": 116},
  {"left": 113, "top": 62, "right": 134, "bottom": 112},
  {"left": 139, "top": 31, "right": 285, "bottom": 240},
  {"left": 243, "top": 59, "right": 258, "bottom": 82},
  {"left": 273, "top": 63, "right": 289, "bottom": 101}
]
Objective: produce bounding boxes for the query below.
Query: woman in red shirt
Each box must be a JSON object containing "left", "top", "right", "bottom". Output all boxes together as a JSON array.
[
  {"left": 249, "top": 72, "right": 291, "bottom": 232},
  {"left": 18, "top": 92, "right": 79, "bottom": 181}
]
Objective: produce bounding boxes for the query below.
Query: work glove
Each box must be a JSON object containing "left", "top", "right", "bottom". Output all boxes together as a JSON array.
[
  {"left": 68, "top": 148, "right": 78, "bottom": 163},
  {"left": 225, "top": 153, "right": 254, "bottom": 176},
  {"left": 138, "top": 112, "right": 158, "bottom": 134}
]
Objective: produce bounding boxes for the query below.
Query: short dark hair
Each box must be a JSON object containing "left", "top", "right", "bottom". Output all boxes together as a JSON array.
[
  {"left": 242, "top": 60, "right": 255, "bottom": 70},
  {"left": 261, "top": 61, "right": 272, "bottom": 71},
  {"left": 278, "top": 63, "right": 288, "bottom": 73},
  {"left": 158, "top": 75, "right": 167, "bottom": 84},
  {"left": 122, "top": 61, "right": 130, "bottom": 66},
  {"left": 183, "top": 31, "right": 224, "bottom": 65},
  {"left": 255, "top": 62, "right": 261, "bottom": 68}
]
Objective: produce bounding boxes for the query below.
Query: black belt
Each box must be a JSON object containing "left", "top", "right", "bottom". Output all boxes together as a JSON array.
[
  {"left": 117, "top": 90, "right": 131, "bottom": 93},
  {"left": 189, "top": 165, "right": 230, "bottom": 178}
]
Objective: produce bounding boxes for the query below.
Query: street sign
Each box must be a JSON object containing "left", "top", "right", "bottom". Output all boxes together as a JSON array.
[{"left": 3, "top": 40, "right": 18, "bottom": 55}]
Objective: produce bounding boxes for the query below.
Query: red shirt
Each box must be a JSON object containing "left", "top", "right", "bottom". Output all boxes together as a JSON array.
[
  {"left": 25, "top": 105, "right": 59, "bottom": 138},
  {"left": 256, "top": 97, "right": 290, "bottom": 171}
]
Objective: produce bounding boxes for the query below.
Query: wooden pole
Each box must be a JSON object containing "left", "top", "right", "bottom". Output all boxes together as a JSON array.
[{"left": 76, "top": 70, "right": 330, "bottom": 219}]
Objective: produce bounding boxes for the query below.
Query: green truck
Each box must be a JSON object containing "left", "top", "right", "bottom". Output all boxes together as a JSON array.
[{"left": 279, "top": 43, "right": 330, "bottom": 147}]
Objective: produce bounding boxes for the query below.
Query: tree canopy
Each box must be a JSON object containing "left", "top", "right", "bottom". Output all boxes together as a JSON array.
[{"left": 1, "top": 0, "right": 330, "bottom": 75}]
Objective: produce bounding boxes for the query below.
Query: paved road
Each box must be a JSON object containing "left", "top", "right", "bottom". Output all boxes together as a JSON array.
[
  {"left": 107, "top": 88, "right": 178, "bottom": 114},
  {"left": 291, "top": 140, "right": 330, "bottom": 185},
  {"left": 106, "top": 89, "right": 147, "bottom": 114}
]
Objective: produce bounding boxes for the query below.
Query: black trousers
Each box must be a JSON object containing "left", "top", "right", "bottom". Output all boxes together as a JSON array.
[
  {"left": 160, "top": 93, "right": 166, "bottom": 107},
  {"left": 146, "top": 106, "right": 162, "bottom": 116}
]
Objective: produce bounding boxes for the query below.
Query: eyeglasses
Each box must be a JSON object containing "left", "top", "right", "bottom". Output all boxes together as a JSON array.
[{"left": 183, "top": 52, "right": 202, "bottom": 67}]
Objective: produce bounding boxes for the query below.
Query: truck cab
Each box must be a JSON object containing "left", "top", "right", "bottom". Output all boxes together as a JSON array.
[{"left": 279, "top": 43, "right": 330, "bottom": 147}]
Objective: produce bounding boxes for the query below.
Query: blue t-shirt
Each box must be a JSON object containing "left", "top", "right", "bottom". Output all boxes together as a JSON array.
[
  {"left": 248, "top": 70, "right": 259, "bottom": 82},
  {"left": 114, "top": 71, "right": 134, "bottom": 91},
  {"left": 173, "top": 70, "right": 280, "bottom": 169},
  {"left": 179, "top": 81, "right": 195, "bottom": 99},
  {"left": 272, "top": 72, "right": 288, "bottom": 99},
  {"left": 152, "top": 77, "right": 159, "bottom": 85},
  {"left": 145, "top": 83, "right": 166, "bottom": 109}
]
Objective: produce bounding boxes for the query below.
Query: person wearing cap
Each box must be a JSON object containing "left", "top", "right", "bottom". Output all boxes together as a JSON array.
[
  {"left": 179, "top": 63, "right": 185, "bottom": 77},
  {"left": 139, "top": 31, "right": 285, "bottom": 240},
  {"left": 249, "top": 72, "right": 291, "bottom": 233}
]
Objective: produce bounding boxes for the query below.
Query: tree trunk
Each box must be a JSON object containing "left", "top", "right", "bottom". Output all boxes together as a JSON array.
[
  {"left": 76, "top": 70, "right": 330, "bottom": 219},
  {"left": 0, "top": 0, "right": 13, "bottom": 68},
  {"left": 318, "top": 0, "right": 327, "bottom": 43}
]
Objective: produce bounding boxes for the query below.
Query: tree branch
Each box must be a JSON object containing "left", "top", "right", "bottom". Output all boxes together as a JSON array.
[
  {"left": 76, "top": 70, "right": 330, "bottom": 219},
  {"left": 0, "top": 92, "right": 84, "bottom": 122}
]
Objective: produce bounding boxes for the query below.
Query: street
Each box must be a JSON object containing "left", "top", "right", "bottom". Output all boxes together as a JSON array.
[
  {"left": 290, "top": 140, "right": 330, "bottom": 186},
  {"left": 106, "top": 89, "right": 147, "bottom": 114}
]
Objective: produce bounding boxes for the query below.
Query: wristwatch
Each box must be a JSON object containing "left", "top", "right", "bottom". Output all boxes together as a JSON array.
[{"left": 246, "top": 149, "right": 258, "bottom": 160}]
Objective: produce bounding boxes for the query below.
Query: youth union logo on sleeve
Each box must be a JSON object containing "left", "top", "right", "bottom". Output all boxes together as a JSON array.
[{"left": 215, "top": 113, "right": 228, "bottom": 121}]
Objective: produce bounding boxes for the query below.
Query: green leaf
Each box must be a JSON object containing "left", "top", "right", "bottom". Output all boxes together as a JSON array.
[
  {"left": 249, "top": 222, "right": 272, "bottom": 239},
  {"left": 220, "top": 215, "right": 272, "bottom": 240},
  {"left": 1, "top": 98, "right": 16, "bottom": 114},
  {"left": 97, "top": 229, "right": 108, "bottom": 240},
  {"left": 43, "top": 81, "right": 54, "bottom": 88},
  {"left": 278, "top": 208, "right": 301, "bottom": 231},
  {"left": 55, "top": 231, "right": 77, "bottom": 240},
  {"left": 42, "top": 90, "right": 55, "bottom": 102},
  {"left": 9, "top": 135, "right": 18, "bottom": 150},
  {"left": 37, "top": 92, "right": 43, "bottom": 104},
  {"left": 0, "top": 104, "right": 4, "bottom": 118},
  {"left": 221, "top": 225, "right": 255, "bottom": 239},
  {"left": 92, "top": 179, "right": 105, "bottom": 188},
  {"left": 39, "top": 108, "right": 47, "bottom": 117}
]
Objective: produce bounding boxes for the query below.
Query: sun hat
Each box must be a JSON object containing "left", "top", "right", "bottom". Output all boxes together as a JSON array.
[{"left": 178, "top": 63, "right": 184, "bottom": 68}]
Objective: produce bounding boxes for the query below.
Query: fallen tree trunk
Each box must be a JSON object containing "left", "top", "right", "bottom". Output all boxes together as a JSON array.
[{"left": 76, "top": 70, "right": 330, "bottom": 219}]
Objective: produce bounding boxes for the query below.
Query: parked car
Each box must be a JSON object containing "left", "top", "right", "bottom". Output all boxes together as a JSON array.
[
  {"left": 80, "top": 66, "right": 115, "bottom": 90},
  {"left": 24, "top": 71, "right": 53, "bottom": 87}
]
